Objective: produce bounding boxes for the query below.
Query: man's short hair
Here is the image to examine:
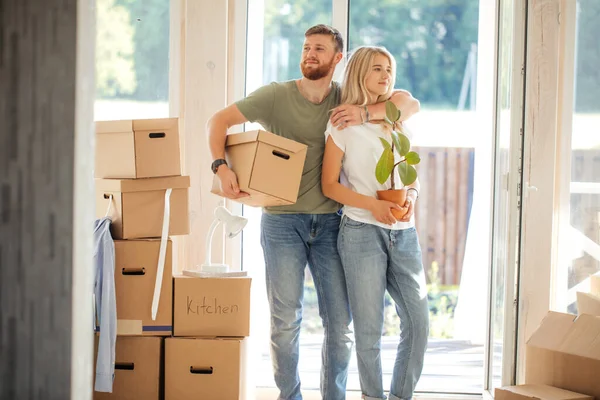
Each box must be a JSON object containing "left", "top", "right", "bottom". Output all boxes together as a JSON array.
[{"left": 304, "top": 24, "right": 344, "bottom": 53}]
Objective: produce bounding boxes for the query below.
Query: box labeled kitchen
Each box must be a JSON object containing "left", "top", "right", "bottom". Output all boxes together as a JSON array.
[{"left": 173, "top": 276, "right": 251, "bottom": 337}]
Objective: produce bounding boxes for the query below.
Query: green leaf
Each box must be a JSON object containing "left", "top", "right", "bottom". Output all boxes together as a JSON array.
[
  {"left": 379, "top": 137, "right": 392, "bottom": 151},
  {"left": 375, "top": 148, "right": 395, "bottom": 184},
  {"left": 385, "top": 100, "right": 400, "bottom": 122},
  {"left": 398, "top": 163, "right": 418, "bottom": 186},
  {"left": 390, "top": 132, "right": 402, "bottom": 156},
  {"left": 405, "top": 151, "right": 421, "bottom": 165},
  {"left": 391, "top": 131, "right": 411, "bottom": 157},
  {"left": 384, "top": 116, "right": 394, "bottom": 126}
]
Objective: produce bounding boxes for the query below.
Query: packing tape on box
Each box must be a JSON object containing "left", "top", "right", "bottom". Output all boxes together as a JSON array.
[
  {"left": 104, "top": 194, "right": 114, "bottom": 218},
  {"left": 151, "top": 188, "right": 172, "bottom": 321}
]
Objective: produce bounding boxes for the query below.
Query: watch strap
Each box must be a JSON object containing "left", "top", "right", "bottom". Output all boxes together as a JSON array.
[{"left": 211, "top": 159, "right": 227, "bottom": 174}]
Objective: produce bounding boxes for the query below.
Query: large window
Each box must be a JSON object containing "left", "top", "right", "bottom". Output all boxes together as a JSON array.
[
  {"left": 243, "top": 0, "right": 507, "bottom": 396},
  {"left": 95, "top": 0, "right": 170, "bottom": 121},
  {"left": 555, "top": 0, "right": 600, "bottom": 313}
]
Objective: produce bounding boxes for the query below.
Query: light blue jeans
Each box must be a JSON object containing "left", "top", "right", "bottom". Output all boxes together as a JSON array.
[
  {"left": 261, "top": 213, "right": 354, "bottom": 400},
  {"left": 337, "top": 216, "right": 429, "bottom": 400}
]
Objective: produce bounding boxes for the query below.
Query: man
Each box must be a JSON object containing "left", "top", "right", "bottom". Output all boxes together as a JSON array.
[{"left": 207, "top": 25, "right": 420, "bottom": 400}]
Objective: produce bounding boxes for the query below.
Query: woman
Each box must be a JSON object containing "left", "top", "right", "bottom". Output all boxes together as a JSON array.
[{"left": 321, "top": 46, "right": 429, "bottom": 400}]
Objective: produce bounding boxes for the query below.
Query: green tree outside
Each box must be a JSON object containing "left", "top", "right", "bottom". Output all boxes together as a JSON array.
[
  {"left": 96, "top": 0, "right": 136, "bottom": 98},
  {"left": 95, "top": 0, "right": 600, "bottom": 112}
]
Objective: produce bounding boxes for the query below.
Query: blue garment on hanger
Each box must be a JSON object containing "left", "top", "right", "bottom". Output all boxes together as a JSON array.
[{"left": 93, "top": 217, "right": 117, "bottom": 392}]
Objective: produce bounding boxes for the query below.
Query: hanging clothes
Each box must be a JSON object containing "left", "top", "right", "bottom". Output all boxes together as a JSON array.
[{"left": 93, "top": 216, "right": 117, "bottom": 392}]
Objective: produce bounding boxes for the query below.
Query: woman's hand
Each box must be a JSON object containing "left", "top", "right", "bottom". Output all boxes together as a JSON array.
[
  {"left": 330, "top": 104, "right": 364, "bottom": 129},
  {"left": 398, "top": 196, "right": 415, "bottom": 222},
  {"left": 369, "top": 199, "right": 403, "bottom": 226}
]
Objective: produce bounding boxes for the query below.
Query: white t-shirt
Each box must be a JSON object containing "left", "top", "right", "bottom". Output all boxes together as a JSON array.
[{"left": 325, "top": 121, "right": 415, "bottom": 231}]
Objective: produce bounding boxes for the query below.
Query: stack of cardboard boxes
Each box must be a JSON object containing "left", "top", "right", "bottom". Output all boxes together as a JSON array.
[
  {"left": 92, "top": 118, "right": 259, "bottom": 399},
  {"left": 93, "top": 117, "right": 190, "bottom": 400},
  {"left": 496, "top": 273, "right": 600, "bottom": 400},
  {"left": 166, "top": 275, "right": 252, "bottom": 399}
]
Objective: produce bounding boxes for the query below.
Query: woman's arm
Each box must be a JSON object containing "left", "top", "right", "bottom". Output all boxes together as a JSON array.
[
  {"left": 398, "top": 177, "right": 420, "bottom": 222},
  {"left": 321, "top": 137, "right": 401, "bottom": 226}
]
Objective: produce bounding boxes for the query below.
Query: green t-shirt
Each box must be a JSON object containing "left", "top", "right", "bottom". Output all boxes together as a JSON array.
[{"left": 235, "top": 80, "right": 341, "bottom": 214}]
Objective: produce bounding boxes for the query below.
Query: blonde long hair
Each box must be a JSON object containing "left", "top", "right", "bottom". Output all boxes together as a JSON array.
[{"left": 340, "top": 46, "right": 396, "bottom": 106}]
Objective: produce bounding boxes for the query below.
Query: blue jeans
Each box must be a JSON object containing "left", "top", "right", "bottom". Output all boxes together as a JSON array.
[
  {"left": 337, "top": 216, "right": 429, "bottom": 400},
  {"left": 261, "top": 213, "right": 353, "bottom": 400}
]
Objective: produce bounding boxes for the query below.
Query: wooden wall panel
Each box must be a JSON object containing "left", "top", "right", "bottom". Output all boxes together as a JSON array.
[
  {"left": 0, "top": 0, "right": 94, "bottom": 398},
  {"left": 517, "top": 0, "right": 561, "bottom": 383}
]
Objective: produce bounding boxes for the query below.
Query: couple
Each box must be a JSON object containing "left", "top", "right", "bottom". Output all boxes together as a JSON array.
[{"left": 208, "top": 24, "right": 429, "bottom": 400}]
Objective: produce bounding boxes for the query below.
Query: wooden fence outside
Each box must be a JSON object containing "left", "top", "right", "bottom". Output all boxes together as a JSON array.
[{"left": 413, "top": 146, "right": 475, "bottom": 286}]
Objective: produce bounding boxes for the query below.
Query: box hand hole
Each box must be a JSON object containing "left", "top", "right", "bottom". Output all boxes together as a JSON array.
[
  {"left": 115, "top": 362, "right": 135, "bottom": 370},
  {"left": 189, "top": 366, "right": 213, "bottom": 375},
  {"left": 122, "top": 267, "right": 146, "bottom": 276},
  {"left": 272, "top": 150, "right": 290, "bottom": 160}
]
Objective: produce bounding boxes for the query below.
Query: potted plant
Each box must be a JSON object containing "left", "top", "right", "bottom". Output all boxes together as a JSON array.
[{"left": 375, "top": 100, "right": 421, "bottom": 219}]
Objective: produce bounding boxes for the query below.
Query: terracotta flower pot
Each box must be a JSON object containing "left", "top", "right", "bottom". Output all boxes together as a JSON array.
[{"left": 377, "top": 188, "right": 408, "bottom": 220}]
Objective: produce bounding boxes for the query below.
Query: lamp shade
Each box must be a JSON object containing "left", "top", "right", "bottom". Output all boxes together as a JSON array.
[{"left": 214, "top": 206, "right": 248, "bottom": 238}]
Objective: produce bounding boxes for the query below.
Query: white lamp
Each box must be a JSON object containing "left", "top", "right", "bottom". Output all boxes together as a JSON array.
[{"left": 198, "top": 206, "right": 248, "bottom": 274}]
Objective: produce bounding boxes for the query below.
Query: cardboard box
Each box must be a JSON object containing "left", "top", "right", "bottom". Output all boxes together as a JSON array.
[
  {"left": 591, "top": 273, "right": 600, "bottom": 295},
  {"left": 115, "top": 239, "right": 173, "bottom": 336},
  {"left": 525, "top": 311, "right": 600, "bottom": 398},
  {"left": 94, "top": 336, "right": 163, "bottom": 400},
  {"left": 95, "top": 118, "right": 181, "bottom": 179},
  {"left": 211, "top": 130, "right": 307, "bottom": 207},
  {"left": 495, "top": 385, "right": 593, "bottom": 400},
  {"left": 165, "top": 337, "right": 247, "bottom": 400},
  {"left": 173, "top": 276, "right": 251, "bottom": 337},
  {"left": 96, "top": 176, "right": 190, "bottom": 239},
  {"left": 576, "top": 291, "right": 600, "bottom": 317}
]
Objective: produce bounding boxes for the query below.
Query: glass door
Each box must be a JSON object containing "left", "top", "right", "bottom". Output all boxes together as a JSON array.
[
  {"left": 347, "top": 0, "right": 486, "bottom": 393},
  {"left": 240, "top": 0, "right": 523, "bottom": 395}
]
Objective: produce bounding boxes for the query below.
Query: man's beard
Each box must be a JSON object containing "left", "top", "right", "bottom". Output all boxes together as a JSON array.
[{"left": 300, "top": 56, "right": 335, "bottom": 80}]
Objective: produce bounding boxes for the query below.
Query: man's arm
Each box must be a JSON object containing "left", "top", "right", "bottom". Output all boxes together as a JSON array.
[
  {"left": 207, "top": 104, "right": 248, "bottom": 160},
  {"left": 206, "top": 104, "right": 249, "bottom": 198},
  {"left": 379, "top": 90, "right": 420, "bottom": 122},
  {"left": 330, "top": 89, "right": 420, "bottom": 129}
]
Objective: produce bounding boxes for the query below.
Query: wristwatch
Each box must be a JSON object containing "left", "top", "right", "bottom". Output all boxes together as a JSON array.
[
  {"left": 211, "top": 158, "right": 228, "bottom": 174},
  {"left": 407, "top": 187, "right": 419, "bottom": 200}
]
